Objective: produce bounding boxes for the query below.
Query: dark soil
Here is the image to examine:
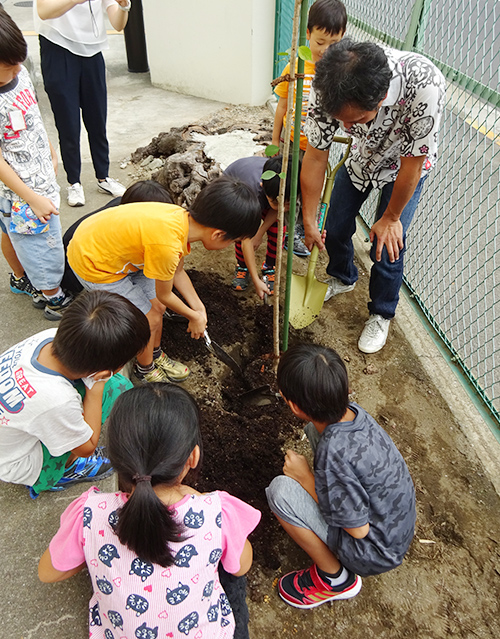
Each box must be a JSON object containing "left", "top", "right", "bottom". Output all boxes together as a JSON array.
[{"left": 161, "top": 270, "right": 303, "bottom": 571}]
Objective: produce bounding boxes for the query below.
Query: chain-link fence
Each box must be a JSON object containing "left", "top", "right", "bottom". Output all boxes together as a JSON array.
[{"left": 274, "top": 0, "right": 500, "bottom": 427}]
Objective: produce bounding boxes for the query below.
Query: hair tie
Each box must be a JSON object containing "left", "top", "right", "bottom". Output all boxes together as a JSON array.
[{"left": 133, "top": 474, "right": 152, "bottom": 484}]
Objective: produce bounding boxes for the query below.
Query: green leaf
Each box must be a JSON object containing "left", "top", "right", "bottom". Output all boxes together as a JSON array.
[
  {"left": 265, "top": 144, "right": 280, "bottom": 157},
  {"left": 261, "top": 170, "right": 277, "bottom": 181},
  {"left": 278, "top": 48, "right": 291, "bottom": 56},
  {"left": 298, "top": 45, "right": 312, "bottom": 61},
  {"left": 278, "top": 172, "right": 287, "bottom": 180}
]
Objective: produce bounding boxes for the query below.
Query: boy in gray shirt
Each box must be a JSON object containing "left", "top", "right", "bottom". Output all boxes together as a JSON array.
[{"left": 266, "top": 343, "right": 416, "bottom": 608}]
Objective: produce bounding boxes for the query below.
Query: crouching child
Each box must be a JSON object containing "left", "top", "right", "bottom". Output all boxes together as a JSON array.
[
  {"left": 0, "top": 290, "right": 150, "bottom": 498},
  {"left": 266, "top": 343, "right": 416, "bottom": 608}
]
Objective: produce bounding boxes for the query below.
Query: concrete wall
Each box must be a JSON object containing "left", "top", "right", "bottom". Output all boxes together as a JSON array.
[{"left": 142, "top": 0, "right": 275, "bottom": 106}]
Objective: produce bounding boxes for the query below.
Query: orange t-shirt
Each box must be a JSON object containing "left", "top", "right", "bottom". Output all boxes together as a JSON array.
[
  {"left": 274, "top": 59, "right": 316, "bottom": 150},
  {"left": 67, "top": 202, "right": 190, "bottom": 283}
]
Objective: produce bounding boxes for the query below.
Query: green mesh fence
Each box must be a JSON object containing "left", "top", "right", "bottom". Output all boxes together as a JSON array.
[
  {"left": 344, "top": 0, "right": 500, "bottom": 426},
  {"left": 274, "top": 0, "right": 500, "bottom": 426}
]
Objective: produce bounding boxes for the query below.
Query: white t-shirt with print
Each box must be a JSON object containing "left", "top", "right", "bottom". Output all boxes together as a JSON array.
[
  {"left": 305, "top": 48, "right": 447, "bottom": 191},
  {"left": 0, "top": 329, "right": 92, "bottom": 486}
]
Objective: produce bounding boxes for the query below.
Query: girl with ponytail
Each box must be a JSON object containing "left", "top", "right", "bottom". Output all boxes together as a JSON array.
[{"left": 39, "top": 383, "right": 260, "bottom": 638}]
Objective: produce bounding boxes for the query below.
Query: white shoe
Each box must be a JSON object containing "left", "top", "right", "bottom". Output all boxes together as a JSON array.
[
  {"left": 67, "top": 183, "right": 85, "bottom": 207},
  {"left": 324, "top": 276, "right": 356, "bottom": 302},
  {"left": 97, "top": 177, "right": 126, "bottom": 197},
  {"left": 358, "top": 315, "right": 391, "bottom": 354}
]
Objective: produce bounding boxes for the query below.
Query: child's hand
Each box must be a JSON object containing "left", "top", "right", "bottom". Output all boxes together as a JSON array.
[
  {"left": 254, "top": 278, "right": 270, "bottom": 300},
  {"left": 283, "top": 450, "right": 313, "bottom": 485},
  {"left": 187, "top": 311, "right": 207, "bottom": 339},
  {"left": 28, "top": 194, "right": 59, "bottom": 223}
]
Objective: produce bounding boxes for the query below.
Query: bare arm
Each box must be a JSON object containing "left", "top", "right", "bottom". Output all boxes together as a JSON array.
[
  {"left": 241, "top": 238, "right": 270, "bottom": 300},
  {"left": 283, "top": 449, "right": 318, "bottom": 502},
  {"left": 70, "top": 377, "right": 107, "bottom": 457},
  {"left": 155, "top": 261, "right": 207, "bottom": 339},
  {"left": 106, "top": 0, "right": 130, "bottom": 32},
  {"left": 0, "top": 148, "right": 58, "bottom": 222},
  {"left": 232, "top": 539, "right": 254, "bottom": 577},
  {"left": 370, "top": 155, "right": 425, "bottom": 262},
  {"left": 271, "top": 97, "right": 288, "bottom": 148},
  {"left": 300, "top": 143, "right": 329, "bottom": 250},
  {"left": 49, "top": 140, "right": 58, "bottom": 175},
  {"left": 344, "top": 523, "right": 370, "bottom": 539},
  {"left": 38, "top": 548, "right": 85, "bottom": 583}
]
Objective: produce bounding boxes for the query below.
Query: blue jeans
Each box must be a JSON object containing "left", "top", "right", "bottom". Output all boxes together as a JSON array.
[{"left": 325, "top": 164, "right": 426, "bottom": 319}]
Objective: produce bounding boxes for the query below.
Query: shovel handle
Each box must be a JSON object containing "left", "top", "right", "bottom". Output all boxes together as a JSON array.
[{"left": 317, "top": 137, "right": 352, "bottom": 232}]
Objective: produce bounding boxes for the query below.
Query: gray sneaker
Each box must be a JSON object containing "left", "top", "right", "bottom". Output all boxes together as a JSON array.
[{"left": 324, "top": 276, "right": 356, "bottom": 301}]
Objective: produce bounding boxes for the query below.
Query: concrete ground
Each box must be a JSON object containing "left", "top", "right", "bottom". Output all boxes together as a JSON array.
[
  {"left": 0, "top": 3, "right": 227, "bottom": 637},
  {"left": 1, "top": 3, "right": 499, "bottom": 638}
]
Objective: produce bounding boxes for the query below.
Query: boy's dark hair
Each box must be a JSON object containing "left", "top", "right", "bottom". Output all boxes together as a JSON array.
[
  {"left": 314, "top": 38, "right": 392, "bottom": 114},
  {"left": 277, "top": 343, "right": 349, "bottom": 424},
  {"left": 121, "top": 180, "right": 173, "bottom": 205},
  {"left": 262, "top": 155, "right": 301, "bottom": 202},
  {"left": 0, "top": 5, "right": 27, "bottom": 65},
  {"left": 308, "top": 0, "right": 347, "bottom": 36},
  {"left": 52, "top": 290, "right": 150, "bottom": 374},
  {"left": 108, "top": 383, "right": 202, "bottom": 567},
  {"left": 190, "top": 175, "right": 261, "bottom": 240}
]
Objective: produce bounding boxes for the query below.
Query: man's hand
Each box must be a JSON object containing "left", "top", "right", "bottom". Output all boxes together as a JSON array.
[
  {"left": 28, "top": 194, "right": 59, "bottom": 223},
  {"left": 283, "top": 450, "right": 314, "bottom": 485},
  {"left": 187, "top": 310, "right": 207, "bottom": 339},
  {"left": 304, "top": 225, "right": 326, "bottom": 251},
  {"left": 370, "top": 217, "right": 403, "bottom": 262}
]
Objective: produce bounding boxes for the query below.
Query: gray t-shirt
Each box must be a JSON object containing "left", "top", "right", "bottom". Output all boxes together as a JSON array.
[{"left": 315, "top": 403, "right": 416, "bottom": 576}]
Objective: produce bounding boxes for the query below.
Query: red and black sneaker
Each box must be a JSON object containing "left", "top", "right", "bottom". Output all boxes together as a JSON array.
[{"left": 278, "top": 564, "right": 362, "bottom": 609}]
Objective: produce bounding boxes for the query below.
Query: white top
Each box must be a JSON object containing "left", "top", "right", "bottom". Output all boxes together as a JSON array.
[
  {"left": 0, "top": 67, "right": 59, "bottom": 203},
  {"left": 305, "top": 48, "right": 446, "bottom": 191},
  {"left": 0, "top": 329, "right": 93, "bottom": 485},
  {"left": 33, "top": 0, "right": 116, "bottom": 57}
]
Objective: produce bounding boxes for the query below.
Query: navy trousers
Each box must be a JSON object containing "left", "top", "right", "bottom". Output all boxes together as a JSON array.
[
  {"left": 39, "top": 36, "right": 110, "bottom": 184},
  {"left": 325, "top": 164, "right": 426, "bottom": 319}
]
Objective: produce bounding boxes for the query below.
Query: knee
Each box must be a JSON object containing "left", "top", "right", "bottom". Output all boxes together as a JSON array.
[{"left": 266, "top": 475, "right": 297, "bottom": 516}]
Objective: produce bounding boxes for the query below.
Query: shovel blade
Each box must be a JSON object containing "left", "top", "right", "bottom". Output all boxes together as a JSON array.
[{"left": 290, "top": 273, "right": 328, "bottom": 329}]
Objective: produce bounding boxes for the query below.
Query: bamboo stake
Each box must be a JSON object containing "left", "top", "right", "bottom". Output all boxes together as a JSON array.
[{"left": 273, "top": 0, "right": 303, "bottom": 365}]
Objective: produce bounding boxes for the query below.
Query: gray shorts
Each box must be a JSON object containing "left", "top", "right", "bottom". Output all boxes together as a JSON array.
[
  {"left": 74, "top": 270, "right": 156, "bottom": 315},
  {"left": 266, "top": 474, "right": 329, "bottom": 544}
]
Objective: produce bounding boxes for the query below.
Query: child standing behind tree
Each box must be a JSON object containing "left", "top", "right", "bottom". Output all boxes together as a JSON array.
[
  {"left": 272, "top": 0, "right": 346, "bottom": 153},
  {"left": 39, "top": 383, "right": 261, "bottom": 639},
  {"left": 266, "top": 343, "right": 416, "bottom": 609}
]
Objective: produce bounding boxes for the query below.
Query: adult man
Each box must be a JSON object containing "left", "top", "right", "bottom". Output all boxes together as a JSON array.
[{"left": 301, "top": 39, "right": 446, "bottom": 353}]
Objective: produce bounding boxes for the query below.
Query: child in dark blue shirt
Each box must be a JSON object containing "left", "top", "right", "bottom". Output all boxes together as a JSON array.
[{"left": 266, "top": 343, "right": 416, "bottom": 609}]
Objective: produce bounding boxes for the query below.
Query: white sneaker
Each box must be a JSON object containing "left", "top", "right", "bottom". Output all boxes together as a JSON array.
[
  {"left": 324, "top": 276, "right": 356, "bottom": 302},
  {"left": 358, "top": 314, "right": 391, "bottom": 354},
  {"left": 97, "top": 177, "right": 126, "bottom": 197},
  {"left": 67, "top": 183, "right": 85, "bottom": 207}
]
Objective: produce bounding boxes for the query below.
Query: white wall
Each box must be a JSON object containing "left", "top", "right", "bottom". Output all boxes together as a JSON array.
[{"left": 142, "top": 0, "right": 275, "bottom": 106}]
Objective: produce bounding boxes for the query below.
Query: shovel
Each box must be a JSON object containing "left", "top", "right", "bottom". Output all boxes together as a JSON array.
[
  {"left": 289, "top": 136, "right": 352, "bottom": 329},
  {"left": 203, "top": 330, "right": 242, "bottom": 375}
]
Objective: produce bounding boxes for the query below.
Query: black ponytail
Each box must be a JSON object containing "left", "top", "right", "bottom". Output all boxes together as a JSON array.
[{"left": 107, "top": 383, "right": 202, "bottom": 567}]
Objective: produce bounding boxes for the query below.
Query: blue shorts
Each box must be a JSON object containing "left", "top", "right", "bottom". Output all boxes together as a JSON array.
[
  {"left": 74, "top": 270, "right": 156, "bottom": 315},
  {"left": 0, "top": 194, "right": 64, "bottom": 290}
]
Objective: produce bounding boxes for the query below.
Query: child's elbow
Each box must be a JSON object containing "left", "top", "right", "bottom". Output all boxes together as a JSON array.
[{"left": 345, "top": 523, "right": 370, "bottom": 539}]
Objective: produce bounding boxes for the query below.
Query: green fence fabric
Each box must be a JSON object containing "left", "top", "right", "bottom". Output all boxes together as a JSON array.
[{"left": 274, "top": 0, "right": 500, "bottom": 427}]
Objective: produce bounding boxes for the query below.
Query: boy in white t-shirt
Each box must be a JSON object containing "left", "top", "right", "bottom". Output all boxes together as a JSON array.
[
  {"left": 0, "top": 290, "right": 150, "bottom": 498},
  {"left": 0, "top": 6, "right": 73, "bottom": 319}
]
